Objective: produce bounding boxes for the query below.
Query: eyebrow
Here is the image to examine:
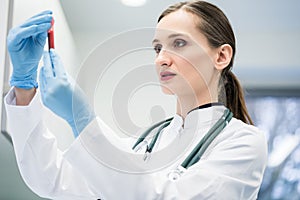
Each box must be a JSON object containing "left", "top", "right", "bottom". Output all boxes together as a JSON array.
[{"left": 152, "top": 33, "right": 187, "bottom": 44}]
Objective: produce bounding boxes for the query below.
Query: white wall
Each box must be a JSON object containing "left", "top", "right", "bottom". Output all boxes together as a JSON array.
[
  {"left": 73, "top": 30, "right": 300, "bottom": 90},
  {"left": 0, "top": 0, "right": 10, "bottom": 131}
]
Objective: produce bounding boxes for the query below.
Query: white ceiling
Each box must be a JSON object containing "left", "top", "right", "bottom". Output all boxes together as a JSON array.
[
  {"left": 60, "top": 0, "right": 300, "bottom": 33},
  {"left": 60, "top": 0, "right": 300, "bottom": 88}
]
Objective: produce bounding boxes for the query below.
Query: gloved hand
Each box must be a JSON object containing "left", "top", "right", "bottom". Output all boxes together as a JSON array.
[
  {"left": 7, "top": 10, "right": 53, "bottom": 89},
  {"left": 39, "top": 50, "right": 95, "bottom": 137}
]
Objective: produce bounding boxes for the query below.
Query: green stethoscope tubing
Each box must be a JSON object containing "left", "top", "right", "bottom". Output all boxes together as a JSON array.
[
  {"left": 181, "top": 108, "right": 233, "bottom": 168},
  {"left": 132, "top": 108, "right": 233, "bottom": 170},
  {"left": 132, "top": 117, "right": 173, "bottom": 150}
]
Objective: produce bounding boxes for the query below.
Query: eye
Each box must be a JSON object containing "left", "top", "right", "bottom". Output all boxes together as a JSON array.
[
  {"left": 174, "top": 39, "right": 186, "bottom": 48},
  {"left": 153, "top": 44, "right": 162, "bottom": 54}
]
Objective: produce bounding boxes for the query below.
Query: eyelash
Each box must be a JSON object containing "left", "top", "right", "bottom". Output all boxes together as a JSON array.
[
  {"left": 153, "top": 44, "right": 162, "bottom": 54},
  {"left": 174, "top": 39, "right": 187, "bottom": 48},
  {"left": 153, "top": 39, "right": 187, "bottom": 54}
]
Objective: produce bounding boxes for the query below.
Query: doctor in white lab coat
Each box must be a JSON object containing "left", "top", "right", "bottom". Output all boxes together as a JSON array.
[{"left": 4, "top": 1, "right": 267, "bottom": 199}]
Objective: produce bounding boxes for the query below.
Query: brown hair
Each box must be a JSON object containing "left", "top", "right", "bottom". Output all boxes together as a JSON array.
[{"left": 158, "top": 1, "right": 253, "bottom": 125}]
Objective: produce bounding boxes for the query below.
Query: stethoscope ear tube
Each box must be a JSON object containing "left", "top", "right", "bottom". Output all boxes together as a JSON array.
[
  {"left": 147, "top": 120, "right": 171, "bottom": 153},
  {"left": 132, "top": 117, "right": 173, "bottom": 150}
]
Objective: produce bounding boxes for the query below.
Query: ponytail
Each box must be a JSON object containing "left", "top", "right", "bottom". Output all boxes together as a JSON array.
[{"left": 221, "top": 71, "right": 254, "bottom": 125}]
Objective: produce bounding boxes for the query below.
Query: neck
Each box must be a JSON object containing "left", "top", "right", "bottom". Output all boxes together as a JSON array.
[
  {"left": 175, "top": 73, "right": 220, "bottom": 119},
  {"left": 176, "top": 92, "right": 218, "bottom": 119}
]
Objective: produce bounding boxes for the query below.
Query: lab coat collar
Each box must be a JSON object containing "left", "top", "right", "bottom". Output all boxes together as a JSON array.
[
  {"left": 171, "top": 105, "right": 227, "bottom": 132},
  {"left": 167, "top": 114, "right": 184, "bottom": 133}
]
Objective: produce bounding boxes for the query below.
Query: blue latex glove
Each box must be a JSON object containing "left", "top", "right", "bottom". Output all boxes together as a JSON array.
[
  {"left": 39, "top": 50, "right": 95, "bottom": 137},
  {"left": 7, "top": 10, "right": 53, "bottom": 89}
]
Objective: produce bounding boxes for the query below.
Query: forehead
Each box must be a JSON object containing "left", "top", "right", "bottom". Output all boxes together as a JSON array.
[{"left": 154, "top": 9, "right": 200, "bottom": 40}]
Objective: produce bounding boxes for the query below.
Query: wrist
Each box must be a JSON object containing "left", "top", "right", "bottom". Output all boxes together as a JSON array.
[
  {"left": 15, "top": 87, "right": 37, "bottom": 106},
  {"left": 68, "top": 110, "right": 96, "bottom": 138}
]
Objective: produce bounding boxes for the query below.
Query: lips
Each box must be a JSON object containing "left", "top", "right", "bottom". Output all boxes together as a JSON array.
[{"left": 160, "top": 71, "right": 176, "bottom": 81}]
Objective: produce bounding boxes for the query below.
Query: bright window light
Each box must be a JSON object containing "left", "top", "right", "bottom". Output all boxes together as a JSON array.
[{"left": 121, "top": 0, "right": 147, "bottom": 7}]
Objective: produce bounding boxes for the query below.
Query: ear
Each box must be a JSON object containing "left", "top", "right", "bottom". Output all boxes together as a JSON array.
[{"left": 214, "top": 44, "right": 233, "bottom": 70}]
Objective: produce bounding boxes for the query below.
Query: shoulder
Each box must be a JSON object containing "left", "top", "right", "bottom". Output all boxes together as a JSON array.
[
  {"left": 228, "top": 118, "right": 267, "bottom": 147},
  {"left": 228, "top": 118, "right": 264, "bottom": 136},
  {"left": 211, "top": 117, "right": 268, "bottom": 163},
  {"left": 199, "top": 118, "right": 268, "bottom": 186}
]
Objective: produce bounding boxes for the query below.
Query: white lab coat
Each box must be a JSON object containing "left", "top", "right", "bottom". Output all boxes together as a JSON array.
[{"left": 4, "top": 88, "right": 268, "bottom": 200}]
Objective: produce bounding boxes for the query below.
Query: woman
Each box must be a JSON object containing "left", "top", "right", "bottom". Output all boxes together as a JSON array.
[{"left": 5, "top": 1, "right": 267, "bottom": 199}]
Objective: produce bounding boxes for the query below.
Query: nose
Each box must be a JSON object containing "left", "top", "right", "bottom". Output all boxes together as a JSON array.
[{"left": 155, "top": 49, "right": 172, "bottom": 67}]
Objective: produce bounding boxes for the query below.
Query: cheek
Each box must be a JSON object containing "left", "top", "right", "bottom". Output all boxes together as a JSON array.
[{"left": 175, "top": 52, "right": 214, "bottom": 88}]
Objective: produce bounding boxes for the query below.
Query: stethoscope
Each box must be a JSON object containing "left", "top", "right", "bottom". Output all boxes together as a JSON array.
[{"left": 132, "top": 107, "right": 233, "bottom": 180}]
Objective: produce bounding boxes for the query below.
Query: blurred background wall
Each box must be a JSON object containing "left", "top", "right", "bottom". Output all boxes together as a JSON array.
[{"left": 1, "top": 0, "right": 299, "bottom": 199}]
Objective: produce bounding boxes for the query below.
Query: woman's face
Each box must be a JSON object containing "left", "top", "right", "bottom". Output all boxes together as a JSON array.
[{"left": 153, "top": 10, "right": 218, "bottom": 98}]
